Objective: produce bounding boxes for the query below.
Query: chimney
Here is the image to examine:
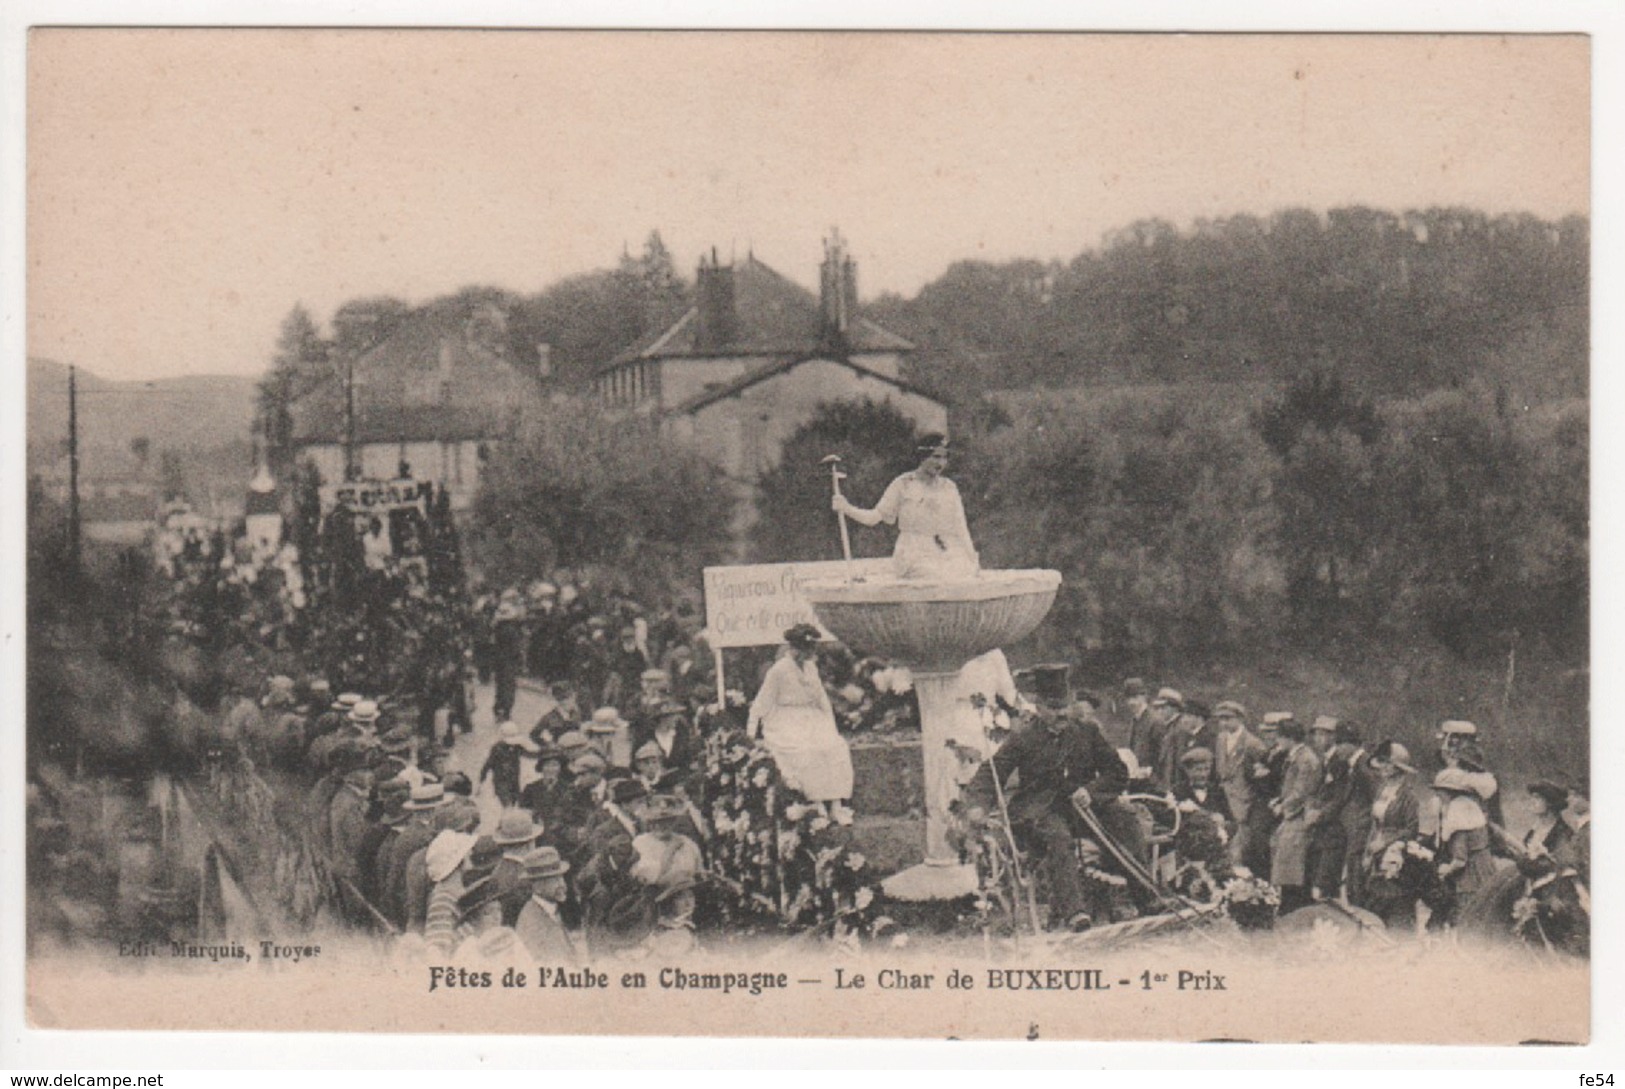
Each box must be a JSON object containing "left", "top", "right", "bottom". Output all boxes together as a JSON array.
[
  {"left": 820, "top": 229, "right": 855, "bottom": 352},
  {"left": 694, "top": 248, "right": 737, "bottom": 351}
]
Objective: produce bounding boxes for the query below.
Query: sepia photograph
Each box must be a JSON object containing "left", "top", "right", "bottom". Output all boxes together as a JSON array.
[{"left": 16, "top": 24, "right": 1596, "bottom": 1050}]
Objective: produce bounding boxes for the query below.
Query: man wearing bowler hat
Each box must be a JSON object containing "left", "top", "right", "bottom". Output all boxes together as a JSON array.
[{"left": 965, "top": 663, "right": 1132, "bottom": 931}]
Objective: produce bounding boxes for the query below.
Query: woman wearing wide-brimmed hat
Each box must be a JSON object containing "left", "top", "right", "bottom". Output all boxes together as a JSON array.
[
  {"left": 747, "top": 624, "right": 855, "bottom": 821},
  {"left": 1358, "top": 740, "right": 1421, "bottom": 922}
]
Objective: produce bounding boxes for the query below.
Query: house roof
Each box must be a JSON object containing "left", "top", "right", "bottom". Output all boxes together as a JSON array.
[
  {"left": 602, "top": 254, "right": 914, "bottom": 371},
  {"left": 673, "top": 353, "right": 947, "bottom": 416},
  {"left": 291, "top": 300, "right": 534, "bottom": 445}
]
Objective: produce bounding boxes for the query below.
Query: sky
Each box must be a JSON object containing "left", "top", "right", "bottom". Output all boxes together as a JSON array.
[{"left": 27, "top": 30, "right": 1589, "bottom": 381}]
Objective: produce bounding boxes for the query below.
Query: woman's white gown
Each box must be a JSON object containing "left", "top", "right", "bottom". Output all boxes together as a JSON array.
[
  {"left": 748, "top": 654, "right": 855, "bottom": 802},
  {"left": 871, "top": 471, "right": 980, "bottom": 580}
]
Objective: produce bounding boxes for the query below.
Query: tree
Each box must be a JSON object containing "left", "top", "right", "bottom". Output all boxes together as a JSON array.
[
  {"left": 1255, "top": 369, "right": 1384, "bottom": 632},
  {"left": 1375, "top": 389, "right": 1586, "bottom": 658},
  {"left": 509, "top": 270, "right": 644, "bottom": 389},
  {"left": 619, "top": 229, "right": 689, "bottom": 337},
  {"left": 869, "top": 206, "right": 1588, "bottom": 401},
  {"left": 258, "top": 304, "right": 329, "bottom": 480},
  {"left": 751, "top": 399, "right": 927, "bottom": 564},
  {"left": 976, "top": 389, "right": 1276, "bottom": 668},
  {"left": 467, "top": 403, "right": 734, "bottom": 594},
  {"left": 158, "top": 449, "right": 189, "bottom": 504}
]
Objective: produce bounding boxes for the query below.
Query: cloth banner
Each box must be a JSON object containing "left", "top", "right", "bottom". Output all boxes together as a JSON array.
[
  {"left": 320, "top": 478, "right": 432, "bottom": 513},
  {"left": 702, "top": 559, "right": 891, "bottom": 649}
]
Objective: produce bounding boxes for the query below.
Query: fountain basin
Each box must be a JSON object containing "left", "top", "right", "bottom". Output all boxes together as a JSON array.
[{"left": 801, "top": 569, "right": 1061, "bottom": 674}]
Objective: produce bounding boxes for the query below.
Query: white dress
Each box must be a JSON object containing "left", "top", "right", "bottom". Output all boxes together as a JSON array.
[
  {"left": 872, "top": 472, "right": 980, "bottom": 580},
  {"left": 747, "top": 654, "right": 854, "bottom": 802}
]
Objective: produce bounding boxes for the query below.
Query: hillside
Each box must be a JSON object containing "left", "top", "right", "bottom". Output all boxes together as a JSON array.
[
  {"left": 27, "top": 358, "right": 257, "bottom": 473},
  {"left": 866, "top": 206, "right": 1588, "bottom": 406}
]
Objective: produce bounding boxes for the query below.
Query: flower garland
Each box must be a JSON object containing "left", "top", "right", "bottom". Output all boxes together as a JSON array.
[
  {"left": 1219, "top": 872, "right": 1280, "bottom": 931},
  {"left": 700, "top": 726, "right": 886, "bottom": 938}
]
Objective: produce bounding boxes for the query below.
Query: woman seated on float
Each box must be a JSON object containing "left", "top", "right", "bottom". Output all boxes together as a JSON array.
[{"left": 831, "top": 433, "right": 979, "bottom": 581}]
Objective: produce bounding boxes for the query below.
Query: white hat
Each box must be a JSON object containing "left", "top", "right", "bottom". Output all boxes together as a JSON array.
[
  {"left": 587, "top": 707, "right": 626, "bottom": 734},
  {"left": 1374, "top": 742, "right": 1415, "bottom": 774},
  {"left": 348, "top": 699, "right": 381, "bottom": 725},
  {"left": 425, "top": 831, "right": 477, "bottom": 883},
  {"left": 1440, "top": 719, "right": 1479, "bottom": 737},
  {"left": 1432, "top": 767, "right": 1478, "bottom": 795},
  {"left": 403, "top": 781, "right": 448, "bottom": 810},
  {"left": 497, "top": 721, "right": 539, "bottom": 751}
]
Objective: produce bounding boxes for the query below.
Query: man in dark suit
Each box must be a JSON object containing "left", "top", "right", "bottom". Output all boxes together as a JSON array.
[
  {"left": 1121, "top": 677, "right": 1166, "bottom": 773},
  {"left": 1156, "top": 694, "right": 1217, "bottom": 795},
  {"left": 1332, "top": 721, "right": 1377, "bottom": 905},
  {"left": 965, "top": 664, "right": 1131, "bottom": 931},
  {"left": 631, "top": 700, "right": 701, "bottom": 779},
  {"left": 1239, "top": 713, "right": 1291, "bottom": 878}
]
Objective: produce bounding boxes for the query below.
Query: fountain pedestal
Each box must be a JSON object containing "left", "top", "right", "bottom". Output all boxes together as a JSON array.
[{"left": 801, "top": 569, "right": 1061, "bottom": 900}]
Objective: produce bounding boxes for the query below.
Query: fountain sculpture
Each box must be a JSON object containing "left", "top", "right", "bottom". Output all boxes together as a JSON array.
[{"left": 803, "top": 440, "right": 1061, "bottom": 899}]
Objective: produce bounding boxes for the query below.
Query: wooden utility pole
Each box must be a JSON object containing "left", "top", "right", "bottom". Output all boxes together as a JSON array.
[
  {"left": 68, "top": 364, "right": 81, "bottom": 571},
  {"left": 343, "top": 349, "right": 357, "bottom": 482}
]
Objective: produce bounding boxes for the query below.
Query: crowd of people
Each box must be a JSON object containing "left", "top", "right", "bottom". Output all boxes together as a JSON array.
[
  {"left": 251, "top": 632, "right": 883, "bottom": 964},
  {"left": 470, "top": 575, "right": 922, "bottom": 746},
  {"left": 31, "top": 448, "right": 1589, "bottom": 959},
  {"left": 957, "top": 666, "right": 1590, "bottom": 949}
]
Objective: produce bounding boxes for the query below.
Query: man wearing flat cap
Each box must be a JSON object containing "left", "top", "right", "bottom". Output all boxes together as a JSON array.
[
  {"left": 964, "top": 663, "right": 1132, "bottom": 931},
  {"left": 1212, "top": 701, "right": 1268, "bottom": 866},
  {"left": 1155, "top": 693, "right": 1217, "bottom": 796},
  {"left": 326, "top": 766, "right": 375, "bottom": 890},
  {"left": 354, "top": 777, "right": 411, "bottom": 911},
  {"left": 552, "top": 751, "right": 610, "bottom": 866}
]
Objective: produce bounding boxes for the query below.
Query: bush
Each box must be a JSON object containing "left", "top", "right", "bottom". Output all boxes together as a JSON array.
[
  {"left": 974, "top": 387, "right": 1278, "bottom": 667},
  {"left": 468, "top": 403, "right": 735, "bottom": 595}
]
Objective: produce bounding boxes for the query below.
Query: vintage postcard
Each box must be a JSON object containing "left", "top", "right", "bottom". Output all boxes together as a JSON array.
[{"left": 20, "top": 28, "right": 1591, "bottom": 1045}]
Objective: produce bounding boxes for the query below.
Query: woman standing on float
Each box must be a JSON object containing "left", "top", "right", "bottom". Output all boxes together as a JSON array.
[
  {"left": 747, "top": 624, "right": 855, "bottom": 823},
  {"left": 832, "top": 433, "right": 979, "bottom": 581}
]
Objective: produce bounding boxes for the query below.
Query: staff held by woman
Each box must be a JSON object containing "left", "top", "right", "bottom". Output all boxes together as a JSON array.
[{"left": 831, "top": 433, "right": 979, "bottom": 581}]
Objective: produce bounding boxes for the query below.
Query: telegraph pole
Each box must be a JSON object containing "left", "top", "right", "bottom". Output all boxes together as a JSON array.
[
  {"left": 67, "top": 364, "right": 81, "bottom": 572},
  {"left": 343, "top": 349, "right": 357, "bottom": 482}
]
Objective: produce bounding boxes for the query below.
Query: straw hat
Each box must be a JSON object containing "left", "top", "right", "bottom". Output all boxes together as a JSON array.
[
  {"left": 492, "top": 810, "right": 544, "bottom": 847},
  {"left": 497, "top": 721, "right": 539, "bottom": 752},
  {"left": 425, "top": 831, "right": 477, "bottom": 883}
]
